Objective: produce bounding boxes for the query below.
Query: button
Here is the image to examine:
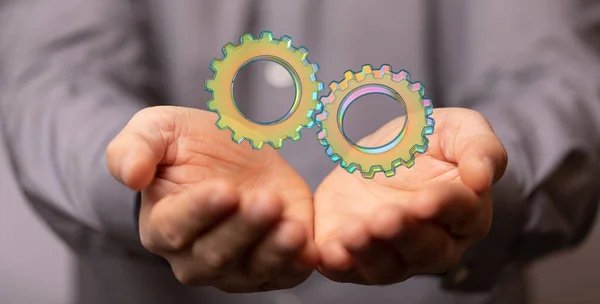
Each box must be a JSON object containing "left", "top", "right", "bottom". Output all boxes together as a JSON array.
[{"left": 264, "top": 61, "right": 294, "bottom": 88}]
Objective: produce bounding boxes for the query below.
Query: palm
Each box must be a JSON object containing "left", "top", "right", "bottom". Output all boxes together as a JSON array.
[
  {"left": 142, "top": 107, "right": 313, "bottom": 230},
  {"left": 314, "top": 108, "right": 488, "bottom": 246}
]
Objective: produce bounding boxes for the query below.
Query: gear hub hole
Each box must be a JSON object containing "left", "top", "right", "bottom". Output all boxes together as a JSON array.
[
  {"left": 341, "top": 90, "right": 407, "bottom": 149},
  {"left": 232, "top": 60, "right": 298, "bottom": 124}
]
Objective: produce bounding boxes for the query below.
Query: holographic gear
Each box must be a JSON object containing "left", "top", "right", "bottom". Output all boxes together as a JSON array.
[
  {"left": 315, "top": 64, "right": 435, "bottom": 179},
  {"left": 205, "top": 31, "right": 323, "bottom": 149}
]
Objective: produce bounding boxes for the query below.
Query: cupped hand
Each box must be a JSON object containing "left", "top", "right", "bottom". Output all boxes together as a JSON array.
[
  {"left": 314, "top": 107, "right": 508, "bottom": 285},
  {"left": 106, "top": 106, "right": 318, "bottom": 292}
]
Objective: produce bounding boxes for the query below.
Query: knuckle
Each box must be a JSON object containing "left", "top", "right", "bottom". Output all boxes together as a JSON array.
[
  {"left": 159, "top": 224, "right": 187, "bottom": 250},
  {"left": 172, "top": 266, "right": 198, "bottom": 286},
  {"left": 139, "top": 232, "right": 158, "bottom": 253},
  {"left": 150, "top": 211, "right": 188, "bottom": 251},
  {"left": 201, "top": 250, "right": 234, "bottom": 272}
]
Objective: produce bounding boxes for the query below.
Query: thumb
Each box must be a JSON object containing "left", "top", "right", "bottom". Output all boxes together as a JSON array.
[
  {"left": 440, "top": 109, "right": 508, "bottom": 194},
  {"left": 458, "top": 135, "right": 507, "bottom": 194},
  {"left": 106, "top": 106, "right": 178, "bottom": 190}
]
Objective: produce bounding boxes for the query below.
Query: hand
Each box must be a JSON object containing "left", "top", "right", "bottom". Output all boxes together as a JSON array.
[
  {"left": 106, "top": 106, "right": 318, "bottom": 292},
  {"left": 314, "top": 107, "right": 507, "bottom": 285}
]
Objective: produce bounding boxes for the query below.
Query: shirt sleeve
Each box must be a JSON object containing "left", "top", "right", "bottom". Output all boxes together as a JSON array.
[
  {"left": 441, "top": 1, "right": 600, "bottom": 291},
  {"left": 0, "top": 0, "right": 159, "bottom": 247}
]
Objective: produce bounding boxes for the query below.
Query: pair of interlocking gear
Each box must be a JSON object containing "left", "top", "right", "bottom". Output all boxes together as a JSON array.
[{"left": 205, "top": 31, "right": 434, "bottom": 179}]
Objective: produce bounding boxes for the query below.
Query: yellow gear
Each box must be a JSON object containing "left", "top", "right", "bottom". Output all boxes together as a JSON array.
[
  {"left": 315, "top": 64, "right": 435, "bottom": 179},
  {"left": 205, "top": 31, "right": 323, "bottom": 149}
]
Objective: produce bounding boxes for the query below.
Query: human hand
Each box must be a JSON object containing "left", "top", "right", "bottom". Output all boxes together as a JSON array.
[
  {"left": 314, "top": 107, "right": 507, "bottom": 285},
  {"left": 106, "top": 106, "right": 318, "bottom": 292}
]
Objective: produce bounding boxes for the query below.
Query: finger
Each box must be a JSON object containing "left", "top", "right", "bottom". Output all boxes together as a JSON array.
[
  {"left": 458, "top": 135, "right": 508, "bottom": 193},
  {"left": 342, "top": 220, "right": 409, "bottom": 285},
  {"left": 106, "top": 106, "right": 179, "bottom": 190},
  {"left": 143, "top": 180, "right": 239, "bottom": 252},
  {"left": 190, "top": 191, "right": 283, "bottom": 275},
  {"left": 248, "top": 220, "right": 311, "bottom": 278},
  {"left": 383, "top": 212, "right": 463, "bottom": 274},
  {"left": 440, "top": 109, "right": 508, "bottom": 193},
  {"left": 317, "top": 241, "right": 367, "bottom": 284},
  {"left": 411, "top": 182, "right": 487, "bottom": 238}
]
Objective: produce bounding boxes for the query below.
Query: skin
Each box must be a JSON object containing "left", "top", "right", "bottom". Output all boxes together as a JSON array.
[
  {"left": 106, "top": 106, "right": 318, "bottom": 293},
  {"left": 106, "top": 106, "right": 507, "bottom": 291},
  {"left": 314, "top": 107, "right": 507, "bottom": 284}
]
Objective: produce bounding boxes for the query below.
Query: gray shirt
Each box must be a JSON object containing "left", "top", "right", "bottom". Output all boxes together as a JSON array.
[{"left": 1, "top": 0, "right": 600, "bottom": 303}]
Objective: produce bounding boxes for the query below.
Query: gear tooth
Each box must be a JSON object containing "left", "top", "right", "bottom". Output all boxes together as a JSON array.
[
  {"left": 392, "top": 70, "right": 408, "bottom": 82},
  {"left": 384, "top": 159, "right": 404, "bottom": 173},
  {"left": 329, "top": 81, "right": 340, "bottom": 93},
  {"left": 302, "top": 116, "right": 316, "bottom": 129},
  {"left": 317, "top": 134, "right": 329, "bottom": 147},
  {"left": 361, "top": 64, "right": 373, "bottom": 74},
  {"left": 383, "top": 168, "right": 396, "bottom": 178},
  {"left": 311, "top": 63, "right": 320, "bottom": 73},
  {"left": 379, "top": 64, "right": 392, "bottom": 74},
  {"left": 286, "top": 128, "right": 303, "bottom": 141},
  {"left": 315, "top": 99, "right": 325, "bottom": 112},
  {"left": 411, "top": 141, "right": 428, "bottom": 155},
  {"left": 409, "top": 81, "right": 425, "bottom": 97},
  {"left": 240, "top": 33, "right": 255, "bottom": 43},
  {"left": 270, "top": 139, "right": 285, "bottom": 149},
  {"left": 424, "top": 120, "right": 435, "bottom": 135},
  {"left": 215, "top": 116, "right": 230, "bottom": 130},
  {"left": 328, "top": 152, "right": 341, "bottom": 163},
  {"left": 206, "top": 99, "right": 217, "bottom": 111},
  {"left": 339, "top": 159, "right": 349, "bottom": 169},
  {"left": 315, "top": 110, "right": 328, "bottom": 124},
  {"left": 356, "top": 65, "right": 372, "bottom": 81},
  {"left": 361, "top": 166, "right": 379, "bottom": 179},
  {"left": 231, "top": 132, "right": 244, "bottom": 144},
  {"left": 423, "top": 98, "right": 433, "bottom": 108},
  {"left": 209, "top": 58, "right": 222, "bottom": 73},
  {"left": 222, "top": 43, "right": 236, "bottom": 56},
  {"left": 340, "top": 71, "right": 355, "bottom": 89},
  {"left": 396, "top": 69, "right": 411, "bottom": 82},
  {"left": 296, "top": 46, "right": 309, "bottom": 61},
  {"left": 403, "top": 156, "right": 416, "bottom": 168},
  {"left": 324, "top": 145, "right": 335, "bottom": 157},
  {"left": 316, "top": 80, "right": 324, "bottom": 93},
  {"left": 249, "top": 139, "right": 265, "bottom": 150},
  {"left": 259, "top": 31, "right": 274, "bottom": 41},
  {"left": 344, "top": 70, "right": 355, "bottom": 81},
  {"left": 205, "top": 79, "right": 214, "bottom": 92},
  {"left": 209, "top": 59, "right": 222, "bottom": 72},
  {"left": 425, "top": 106, "right": 434, "bottom": 117},
  {"left": 346, "top": 163, "right": 359, "bottom": 174},
  {"left": 279, "top": 35, "right": 293, "bottom": 48}
]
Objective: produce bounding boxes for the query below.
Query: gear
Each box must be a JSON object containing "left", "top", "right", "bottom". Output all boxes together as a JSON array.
[
  {"left": 315, "top": 64, "right": 435, "bottom": 179},
  {"left": 205, "top": 31, "right": 323, "bottom": 149}
]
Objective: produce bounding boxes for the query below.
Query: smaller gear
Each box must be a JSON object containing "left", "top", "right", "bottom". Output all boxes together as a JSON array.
[
  {"left": 205, "top": 31, "right": 323, "bottom": 149},
  {"left": 315, "top": 64, "right": 435, "bottom": 179}
]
